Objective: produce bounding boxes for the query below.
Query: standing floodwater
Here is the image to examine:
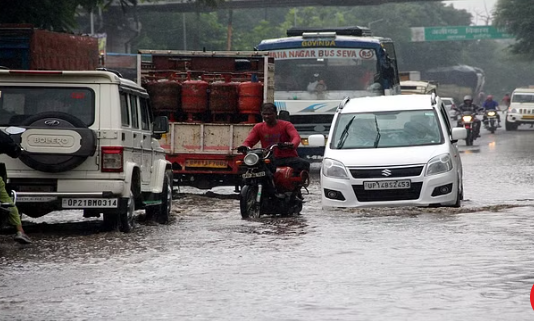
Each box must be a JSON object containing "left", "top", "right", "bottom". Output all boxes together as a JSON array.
[{"left": 1, "top": 128, "right": 533, "bottom": 320}]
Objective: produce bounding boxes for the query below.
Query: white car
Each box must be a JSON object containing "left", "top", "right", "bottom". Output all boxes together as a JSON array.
[
  {"left": 308, "top": 94, "right": 467, "bottom": 208},
  {"left": 505, "top": 87, "right": 534, "bottom": 131}
]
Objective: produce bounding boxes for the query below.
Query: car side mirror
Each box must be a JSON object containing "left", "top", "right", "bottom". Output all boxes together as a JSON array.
[
  {"left": 308, "top": 134, "right": 326, "bottom": 147},
  {"left": 153, "top": 116, "right": 169, "bottom": 139},
  {"left": 451, "top": 127, "right": 467, "bottom": 142}
]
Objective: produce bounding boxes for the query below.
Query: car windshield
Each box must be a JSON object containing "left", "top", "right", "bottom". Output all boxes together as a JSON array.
[
  {"left": 512, "top": 93, "right": 534, "bottom": 103},
  {"left": 0, "top": 86, "right": 95, "bottom": 126},
  {"left": 331, "top": 110, "right": 443, "bottom": 149}
]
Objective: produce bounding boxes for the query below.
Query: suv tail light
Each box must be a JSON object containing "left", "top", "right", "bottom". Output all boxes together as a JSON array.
[{"left": 101, "top": 146, "right": 123, "bottom": 172}]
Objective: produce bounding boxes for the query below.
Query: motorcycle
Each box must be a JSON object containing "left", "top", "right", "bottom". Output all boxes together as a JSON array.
[
  {"left": 238, "top": 143, "right": 310, "bottom": 219},
  {"left": 455, "top": 110, "right": 480, "bottom": 146},
  {"left": 483, "top": 109, "right": 499, "bottom": 134}
]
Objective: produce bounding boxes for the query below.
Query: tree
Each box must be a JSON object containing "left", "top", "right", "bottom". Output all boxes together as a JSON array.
[
  {"left": 494, "top": 0, "right": 534, "bottom": 60},
  {"left": 0, "top": 0, "right": 223, "bottom": 32}
]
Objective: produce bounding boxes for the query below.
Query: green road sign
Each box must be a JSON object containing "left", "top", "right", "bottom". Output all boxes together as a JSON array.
[{"left": 411, "top": 26, "right": 513, "bottom": 42}]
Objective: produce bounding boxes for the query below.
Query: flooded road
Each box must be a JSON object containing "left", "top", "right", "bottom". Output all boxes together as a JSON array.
[{"left": 1, "top": 127, "right": 534, "bottom": 320}]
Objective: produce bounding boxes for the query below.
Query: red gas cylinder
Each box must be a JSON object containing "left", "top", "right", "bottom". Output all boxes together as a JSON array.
[
  {"left": 146, "top": 80, "right": 182, "bottom": 115},
  {"left": 238, "top": 81, "right": 263, "bottom": 123},
  {"left": 209, "top": 81, "right": 238, "bottom": 114},
  {"left": 181, "top": 78, "right": 209, "bottom": 122}
]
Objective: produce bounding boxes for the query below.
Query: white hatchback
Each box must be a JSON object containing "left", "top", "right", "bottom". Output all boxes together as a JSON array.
[{"left": 309, "top": 94, "right": 467, "bottom": 208}]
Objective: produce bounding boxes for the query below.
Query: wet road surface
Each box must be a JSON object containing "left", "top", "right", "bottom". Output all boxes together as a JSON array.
[{"left": 1, "top": 126, "right": 533, "bottom": 320}]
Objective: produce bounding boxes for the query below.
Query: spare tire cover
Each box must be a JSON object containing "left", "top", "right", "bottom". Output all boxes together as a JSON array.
[{"left": 19, "top": 112, "right": 97, "bottom": 173}]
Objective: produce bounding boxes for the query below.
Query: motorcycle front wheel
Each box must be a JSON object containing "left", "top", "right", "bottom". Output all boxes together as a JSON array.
[
  {"left": 240, "top": 185, "right": 261, "bottom": 219},
  {"left": 465, "top": 129, "right": 474, "bottom": 146}
]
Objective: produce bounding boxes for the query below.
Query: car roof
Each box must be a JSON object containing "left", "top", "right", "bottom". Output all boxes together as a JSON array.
[
  {"left": 341, "top": 94, "right": 437, "bottom": 114},
  {"left": 512, "top": 87, "right": 534, "bottom": 94}
]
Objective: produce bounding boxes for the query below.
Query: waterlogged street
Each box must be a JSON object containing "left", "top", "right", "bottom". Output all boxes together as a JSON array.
[{"left": 1, "top": 126, "right": 534, "bottom": 320}]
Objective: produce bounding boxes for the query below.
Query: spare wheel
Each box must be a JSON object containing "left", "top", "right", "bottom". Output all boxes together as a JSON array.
[{"left": 19, "top": 112, "right": 97, "bottom": 173}]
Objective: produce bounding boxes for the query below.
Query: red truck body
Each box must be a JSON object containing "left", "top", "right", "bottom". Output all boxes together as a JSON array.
[
  {"left": 0, "top": 24, "right": 99, "bottom": 70},
  {"left": 137, "top": 50, "right": 274, "bottom": 189}
]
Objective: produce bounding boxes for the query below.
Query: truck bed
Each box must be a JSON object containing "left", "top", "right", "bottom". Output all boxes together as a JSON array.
[{"left": 161, "top": 122, "right": 255, "bottom": 155}]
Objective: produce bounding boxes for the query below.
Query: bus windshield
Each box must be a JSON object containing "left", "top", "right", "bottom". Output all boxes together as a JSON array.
[{"left": 273, "top": 50, "right": 379, "bottom": 100}]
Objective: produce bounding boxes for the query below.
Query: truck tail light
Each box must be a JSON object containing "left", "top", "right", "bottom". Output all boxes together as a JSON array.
[{"left": 101, "top": 146, "right": 123, "bottom": 172}]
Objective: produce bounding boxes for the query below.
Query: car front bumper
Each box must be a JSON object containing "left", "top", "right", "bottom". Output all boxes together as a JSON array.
[
  {"left": 320, "top": 171, "right": 458, "bottom": 208},
  {"left": 506, "top": 113, "right": 534, "bottom": 123}
]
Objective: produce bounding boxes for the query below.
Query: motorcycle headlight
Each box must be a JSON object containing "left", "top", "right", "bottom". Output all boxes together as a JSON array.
[
  {"left": 243, "top": 153, "right": 260, "bottom": 166},
  {"left": 462, "top": 115, "right": 473, "bottom": 122},
  {"left": 487, "top": 111, "right": 496, "bottom": 116},
  {"left": 322, "top": 158, "right": 349, "bottom": 179},
  {"left": 426, "top": 153, "right": 453, "bottom": 176}
]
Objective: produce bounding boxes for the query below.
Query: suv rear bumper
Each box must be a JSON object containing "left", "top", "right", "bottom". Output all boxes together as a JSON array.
[{"left": 10, "top": 179, "right": 127, "bottom": 213}]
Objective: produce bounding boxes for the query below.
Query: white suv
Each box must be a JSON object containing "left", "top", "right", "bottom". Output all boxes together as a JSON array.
[
  {"left": 0, "top": 69, "right": 172, "bottom": 232},
  {"left": 309, "top": 94, "right": 466, "bottom": 208},
  {"left": 505, "top": 87, "right": 534, "bottom": 131}
]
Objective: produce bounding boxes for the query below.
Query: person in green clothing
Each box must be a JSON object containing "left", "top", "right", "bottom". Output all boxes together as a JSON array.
[{"left": 0, "top": 130, "right": 31, "bottom": 244}]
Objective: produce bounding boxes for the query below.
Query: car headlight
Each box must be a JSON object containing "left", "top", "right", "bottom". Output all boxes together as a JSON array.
[
  {"left": 243, "top": 153, "right": 260, "bottom": 166},
  {"left": 322, "top": 158, "right": 349, "bottom": 179},
  {"left": 426, "top": 153, "right": 453, "bottom": 176}
]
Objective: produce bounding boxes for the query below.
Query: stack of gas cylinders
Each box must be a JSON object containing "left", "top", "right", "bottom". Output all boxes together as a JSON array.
[{"left": 144, "top": 72, "right": 263, "bottom": 123}]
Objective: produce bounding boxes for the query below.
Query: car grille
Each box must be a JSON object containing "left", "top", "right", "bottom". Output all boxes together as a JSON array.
[
  {"left": 349, "top": 166, "right": 424, "bottom": 179},
  {"left": 519, "top": 108, "right": 534, "bottom": 114},
  {"left": 352, "top": 182, "right": 423, "bottom": 202}
]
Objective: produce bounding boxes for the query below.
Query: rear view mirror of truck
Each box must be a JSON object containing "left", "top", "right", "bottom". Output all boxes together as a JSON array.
[{"left": 153, "top": 116, "right": 169, "bottom": 138}]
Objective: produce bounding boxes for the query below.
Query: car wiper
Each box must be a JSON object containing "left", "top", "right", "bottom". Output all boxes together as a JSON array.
[
  {"left": 336, "top": 115, "right": 355, "bottom": 149},
  {"left": 373, "top": 115, "right": 381, "bottom": 148}
]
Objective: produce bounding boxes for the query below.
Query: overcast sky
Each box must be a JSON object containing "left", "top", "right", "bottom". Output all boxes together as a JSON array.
[{"left": 443, "top": 0, "right": 498, "bottom": 25}]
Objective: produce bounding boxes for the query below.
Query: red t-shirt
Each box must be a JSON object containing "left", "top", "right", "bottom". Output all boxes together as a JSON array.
[{"left": 242, "top": 120, "right": 301, "bottom": 158}]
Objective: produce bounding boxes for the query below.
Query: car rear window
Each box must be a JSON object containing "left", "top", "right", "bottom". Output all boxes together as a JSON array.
[{"left": 0, "top": 86, "right": 95, "bottom": 126}]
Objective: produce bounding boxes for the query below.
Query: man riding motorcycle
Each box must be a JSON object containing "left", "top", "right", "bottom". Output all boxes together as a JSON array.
[
  {"left": 482, "top": 95, "right": 501, "bottom": 127},
  {"left": 238, "top": 102, "right": 310, "bottom": 173},
  {"left": 455, "top": 95, "right": 483, "bottom": 138}
]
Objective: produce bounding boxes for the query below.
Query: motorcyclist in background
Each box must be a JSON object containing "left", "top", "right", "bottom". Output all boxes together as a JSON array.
[
  {"left": 482, "top": 95, "right": 501, "bottom": 127},
  {"left": 456, "top": 95, "right": 483, "bottom": 137}
]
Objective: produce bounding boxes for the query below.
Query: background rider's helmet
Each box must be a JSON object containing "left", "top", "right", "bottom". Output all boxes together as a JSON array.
[{"left": 463, "top": 95, "right": 472, "bottom": 102}]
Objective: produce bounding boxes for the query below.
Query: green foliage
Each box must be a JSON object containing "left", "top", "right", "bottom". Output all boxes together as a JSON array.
[
  {"left": 494, "top": 0, "right": 534, "bottom": 60},
  {"left": 0, "top": 0, "right": 222, "bottom": 32},
  {"left": 0, "top": 0, "right": 80, "bottom": 32}
]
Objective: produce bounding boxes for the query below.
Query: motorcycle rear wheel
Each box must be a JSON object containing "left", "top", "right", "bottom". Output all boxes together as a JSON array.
[{"left": 240, "top": 185, "right": 261, "bottom": 219}]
